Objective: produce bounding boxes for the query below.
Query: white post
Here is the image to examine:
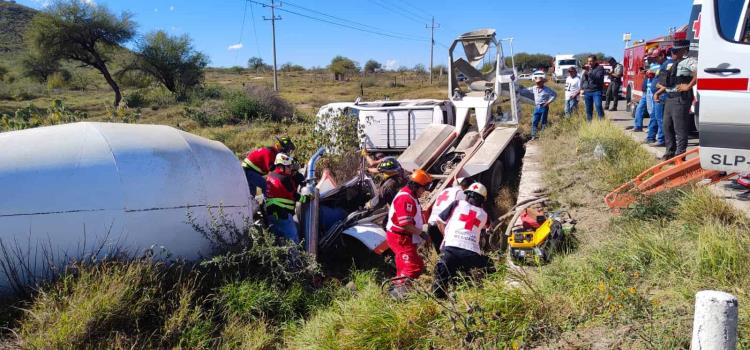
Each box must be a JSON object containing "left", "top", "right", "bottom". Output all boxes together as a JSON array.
[{"left": 691, "top": 290, "right": 738, "bottom": 350}]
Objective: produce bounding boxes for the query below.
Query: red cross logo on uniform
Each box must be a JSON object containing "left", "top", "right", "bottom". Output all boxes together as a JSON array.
[
  {"left": 436, "top": 191, "right": 450, "bottom": 206},
  {"left": 459, "top": 209, "right": 481, "bottom": 230},
  {"left": 693, "top": 13, "right": 701, "bottom": 40}
]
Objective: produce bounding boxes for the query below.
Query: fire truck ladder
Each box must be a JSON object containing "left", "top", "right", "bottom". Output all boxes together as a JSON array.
[{"left": 604, "top": 147, "right": 735, "bottom": 210}]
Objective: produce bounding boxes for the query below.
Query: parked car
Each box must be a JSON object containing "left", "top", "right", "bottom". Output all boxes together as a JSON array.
[
  {"left": 530, "top": 70, "right": 546, "bottom": 81},
  {"left": 517, "top": 73, "right": 531, "bottom": 80}
]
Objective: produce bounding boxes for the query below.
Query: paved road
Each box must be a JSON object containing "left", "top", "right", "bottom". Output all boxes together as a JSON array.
[{"left": 604, "top": 104, "right": 750, "bottom": 217}]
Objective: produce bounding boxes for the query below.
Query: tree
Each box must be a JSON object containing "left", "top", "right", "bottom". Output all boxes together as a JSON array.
[
  {"left": 247, "top": 56, "right": 271, "bottom": 72},
  {"left": 328, "top": 55, "right": 359, "bottom": 81},
  {"left": 130, "top": 30, "right": 208, "bottom": 100},
  {"left": 280, "top": 62, "right": 305, "bottom": 72},
  {"left": 364, "top": 59, "right": 381, "bottom": 74},
  {"left": 25, "top": 0, "right": 136, "bottom": 107},
  {"left": 413, "top": 63, "right": 427, "bottom": 76},
  {"left": 20, "top": 50, "right": 60, "bottom": 83}
]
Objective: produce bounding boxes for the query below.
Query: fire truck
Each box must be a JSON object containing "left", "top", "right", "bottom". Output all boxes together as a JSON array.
[
  {"left": 621, "top": 28, "right": 688, "bottom": 109},
  {"left": 621, "top": 0, "right": 702, "bottom": 125}
]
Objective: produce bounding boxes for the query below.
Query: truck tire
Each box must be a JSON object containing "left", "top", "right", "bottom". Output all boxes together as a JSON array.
[
  {"left": 483, "top": 159, "right": 504, "bottom": 197},
  {"left": 626, "top": 85, "right": 632, "bottom": 109}
]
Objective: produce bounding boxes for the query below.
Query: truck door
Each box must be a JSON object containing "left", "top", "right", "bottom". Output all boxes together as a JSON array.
[{"left": 698, "top": 0, "right": 750, "bottom": 172}]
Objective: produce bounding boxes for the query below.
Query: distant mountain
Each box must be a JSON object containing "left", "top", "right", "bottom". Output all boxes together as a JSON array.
[{"left": 0, "top": 1, "right": 38, "bottom": 55}]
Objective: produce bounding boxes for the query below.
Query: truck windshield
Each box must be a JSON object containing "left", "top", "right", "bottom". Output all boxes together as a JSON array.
[
  {"left": 558, "top": 59, "right": 577, "bottom": 65},
  {"left": 716, "top": 0, "right": 750, "bottom": 42}
]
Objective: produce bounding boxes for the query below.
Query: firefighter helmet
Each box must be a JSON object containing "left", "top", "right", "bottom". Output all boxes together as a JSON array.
[
  {"left": 466, "top": 182, "right": 488, "bottom": 200},
  {"left": 377, "top": 157, "right": 401, "bottom": 173},
  {"left": 274, "top": 153, "right": 294, "bottom": 166},
  {"left": 275, "top": 136, "right": 296, "bottom": 152},
  {"left": 410, "top": 169, "right": 433, "bottom": 186}
]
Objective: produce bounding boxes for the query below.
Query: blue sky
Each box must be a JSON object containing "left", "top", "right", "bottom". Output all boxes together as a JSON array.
[{"left": 19, "top": 0, "right": 693, "bottom": 68}]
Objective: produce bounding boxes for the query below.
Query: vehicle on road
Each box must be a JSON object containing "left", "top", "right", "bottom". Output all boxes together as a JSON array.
[
  {"left": 530, "top": 70, "right": 546, "bottom": 81},
  {"left": 553, "top": 54, "right": 578, "bottom": 83}
]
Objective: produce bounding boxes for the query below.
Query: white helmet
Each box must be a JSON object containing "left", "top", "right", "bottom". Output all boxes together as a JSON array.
[
  {"left": 274, "top": 153, "right": 294, "bottom": 166},
  {"left": 466, "top": 182, "right": 488, "bottom": 199}
]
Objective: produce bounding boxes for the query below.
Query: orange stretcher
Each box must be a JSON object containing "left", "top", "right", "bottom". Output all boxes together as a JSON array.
[{"left": 604, "top": 147, "right": 735, "bottom": 210}]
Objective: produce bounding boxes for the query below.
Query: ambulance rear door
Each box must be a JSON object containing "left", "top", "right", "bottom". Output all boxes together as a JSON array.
[{"left": 698, "top": 0, "right": 750, "bottom": 172}]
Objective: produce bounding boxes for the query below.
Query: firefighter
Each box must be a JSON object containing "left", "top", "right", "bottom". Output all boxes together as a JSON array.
[
  {"left": 366, "top": 157, "right": 407, "bottom": 210},
  {"left": 426, "top": 177, "right": 473, "bottom": 252},
  {"left": 386, "top": 169, "right": 433, "bottom": 289},
  {"left": 655, "top": 40, "right": 697, "bottom": 160},
  {"left": 265, "top": 153, "right": 305, "bottom": 243},
  {"left": 431, "top": 182, "right": 491, "bottom": 299},
  {"left": 242, "top": 136, "right": 296, "bottom": 196}
]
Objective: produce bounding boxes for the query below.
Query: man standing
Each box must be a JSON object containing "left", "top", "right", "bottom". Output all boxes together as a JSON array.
[
  {"left": 564, "top": 67, "right": 581, "bottom": 118},
  {"left": 527, "top": 76, "right": 557, "bottom": 140},
  {"left": 655, "top": 40, "right": 697, "bottom": 159},
  {"left": 604, "top": 57, "right": 624, "bottom": 111},
  {"left": 431, "top": 183, "right": 491, "bottom": 298},
  {"left": 386, "top": 169, "right": 433, "bottom": 291},
  {"left": 242, "top": 136, "right": 295, "bottom": 196},
  {"left": 581, "top": 55, "right": 606, "bottom": 121},
  {"left": 265, "top": 153, "right": 305, "bottom": 243},
  {"left": 645, "top": 48, "right": 669, "bottom": 146},
  {"left": 426, "top": 177, "right": 473, "bottom": 252}
]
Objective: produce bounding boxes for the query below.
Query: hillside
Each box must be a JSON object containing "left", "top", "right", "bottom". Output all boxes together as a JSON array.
[{"left": 0, "top": 1, "right": 36, "bottom": 56}]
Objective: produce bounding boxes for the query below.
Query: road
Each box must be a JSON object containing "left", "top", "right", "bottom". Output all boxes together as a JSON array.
[{"left": 604, "top": 104, "right": 750, "bottom": 217}]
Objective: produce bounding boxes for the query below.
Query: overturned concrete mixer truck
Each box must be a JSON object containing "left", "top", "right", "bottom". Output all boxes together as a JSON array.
[{"left": 0, "top": 122, "right": 254, "bottom": 294}]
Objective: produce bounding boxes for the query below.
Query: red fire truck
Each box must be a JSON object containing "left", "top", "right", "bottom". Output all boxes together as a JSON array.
[{"left": 621, "top": 27, "right": 688, "bottom": 109}]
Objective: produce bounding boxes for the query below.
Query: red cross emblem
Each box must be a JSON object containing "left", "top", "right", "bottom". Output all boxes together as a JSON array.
[
  {"left": 693, "top": 13, "right": 701, "bottom": 40},
  {"left": 436, "top": 191, "right": 450, "bottom": 206},
  {"left": 459, "top": 209, "right": 481, "bottom": 230}
]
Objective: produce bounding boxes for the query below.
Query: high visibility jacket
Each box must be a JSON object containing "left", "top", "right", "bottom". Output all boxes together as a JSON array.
[
  {"left": 243, "top": 147, "right": 277, "bottom": 175},
  {"left": 438, "top": 200, "right": 488, "bottom": 254},
  {"left": 386, "top": 186, "right": 423, "bottom": 237},
  {"left": 265, "top": 170, "right": 299, "bottom": 216},
  {"left": 428, "top": 185, "right": 466, "bottom": 225}
]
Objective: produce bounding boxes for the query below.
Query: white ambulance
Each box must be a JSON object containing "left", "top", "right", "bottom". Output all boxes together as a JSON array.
[{"left": 698, "top": 0, "right": 750, "bottom": 172}]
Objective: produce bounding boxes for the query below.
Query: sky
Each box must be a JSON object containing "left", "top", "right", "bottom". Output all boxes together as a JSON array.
[{"left": 17, "top": 0, "right": 694, "bottom": 68}]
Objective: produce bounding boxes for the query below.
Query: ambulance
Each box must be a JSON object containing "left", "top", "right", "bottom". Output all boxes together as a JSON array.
[{"left": 698, "top": 0, "right": 750, "bottom": 172}]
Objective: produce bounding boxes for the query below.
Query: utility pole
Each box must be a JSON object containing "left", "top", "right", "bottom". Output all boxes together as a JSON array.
[
  {"left": 263, "top": 0, "right": 281, "bottom": 91},
  {"left": 426, "top": 17, "right": 439, "bottom": 85}
]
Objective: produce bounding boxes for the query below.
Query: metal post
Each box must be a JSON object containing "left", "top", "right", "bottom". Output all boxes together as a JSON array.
[
  {"left": 691, "top": 290, "right": 738, "bottom": 350},
  {"left": 263, "top": 0, "right": 281, "bottom": 92},
  {"left": 426, "top": 17, "right": 439, "bottom": 85}
]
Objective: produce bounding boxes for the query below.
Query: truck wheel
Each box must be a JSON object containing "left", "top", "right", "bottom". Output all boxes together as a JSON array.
[
  {"left": 483, "top": 159, "right": 504, "bottom": 197},
  {"left": 626, "top": 85, "right": 632, "bottom": 107},
  {"left": 502, "top": 139, "right": 520, "bottom": 171},
  {"left": 693, "top": 113, "right": 700, "bottom": 133}
]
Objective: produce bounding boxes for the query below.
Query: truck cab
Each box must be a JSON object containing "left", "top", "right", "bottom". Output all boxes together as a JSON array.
[
  {"left": 554, "top": 55, "right": 578, "bottom": 83},
  {"left": 698, "top": 0, "right": 750, "bottom": 172}
]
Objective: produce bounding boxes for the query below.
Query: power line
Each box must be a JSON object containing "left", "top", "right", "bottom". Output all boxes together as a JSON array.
[
  {"left": 248, "top": 1, "right": 262, "bottom": 59},
  {"left": 370, "top": 0, "right": 426, "bottom": 24},
  {"left": 398, "top": 1, "right": 430, "bottom": 16},
  {"left": 248, "top": 0, "right": 428, "bottom": 42},
  {"left": 282, "top": 0, "right": 390, "bottom": 33},
  {"left": 234, "top": 0, "right": 249, "bottom": 64},
  {"left": 378, "top": 0, "right": 431, "bottom": 23}
]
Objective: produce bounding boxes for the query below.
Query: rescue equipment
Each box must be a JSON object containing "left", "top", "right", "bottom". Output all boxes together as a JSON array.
[{"left": 508, "top": 211, "right": 576, "bottom": 264}]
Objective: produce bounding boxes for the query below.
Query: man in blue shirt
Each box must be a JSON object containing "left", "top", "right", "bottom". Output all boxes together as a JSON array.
[
  {"left": 526, "top": 76, "right": 557, "bottom": 140},
  {"left": 644, "top": 48, "right": 669, "bottom": 146}
]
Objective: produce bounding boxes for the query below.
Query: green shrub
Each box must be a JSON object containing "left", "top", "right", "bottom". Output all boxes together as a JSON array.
[
  {"left": 182, "top": 101, "right": 228, "bottom": 127},
  {"left": 124, "top": 89, "right": 147, "bottom": 108},
  {"left": 18, "top": 262, "right": 162, "bottom": 348},
  {"left": 224, "top": 91, "right": 271, "bottom": 122},
  {"left": 0, "top": 100, "right": 86, "bottom": 131}
]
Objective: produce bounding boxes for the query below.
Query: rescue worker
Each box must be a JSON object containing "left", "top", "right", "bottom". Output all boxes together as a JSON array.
[
  {"left": 265, "top": 153, "right": 306, "bottom": 243},
  {"left": 655, "top": 40, "right": 697, "bottom": 160},
  {"left": 426, "top": 177, "right": 473, "bottom": 252},
  {"left": 366, "top": 157, "right": 408, "bottom": 210},
  {"left": 242, "top": 136, "right": 296, "bottom": 196},
  {"left": 604, "top": 57, "right": 624, "bottom": 111},
  {"left": 386, "top": 169, "right": 433, "bottom": 291},
  {"left": 431, "top": 182, "right": 491, "bottom": 299}
]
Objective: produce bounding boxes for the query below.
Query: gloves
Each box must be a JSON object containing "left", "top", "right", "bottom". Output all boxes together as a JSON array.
[
  {"left": 299, "top": 194, "right": 312, "bottom": 204},
  {"left": 360, "top": 149, "right": 368, "bottom": 157}
]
